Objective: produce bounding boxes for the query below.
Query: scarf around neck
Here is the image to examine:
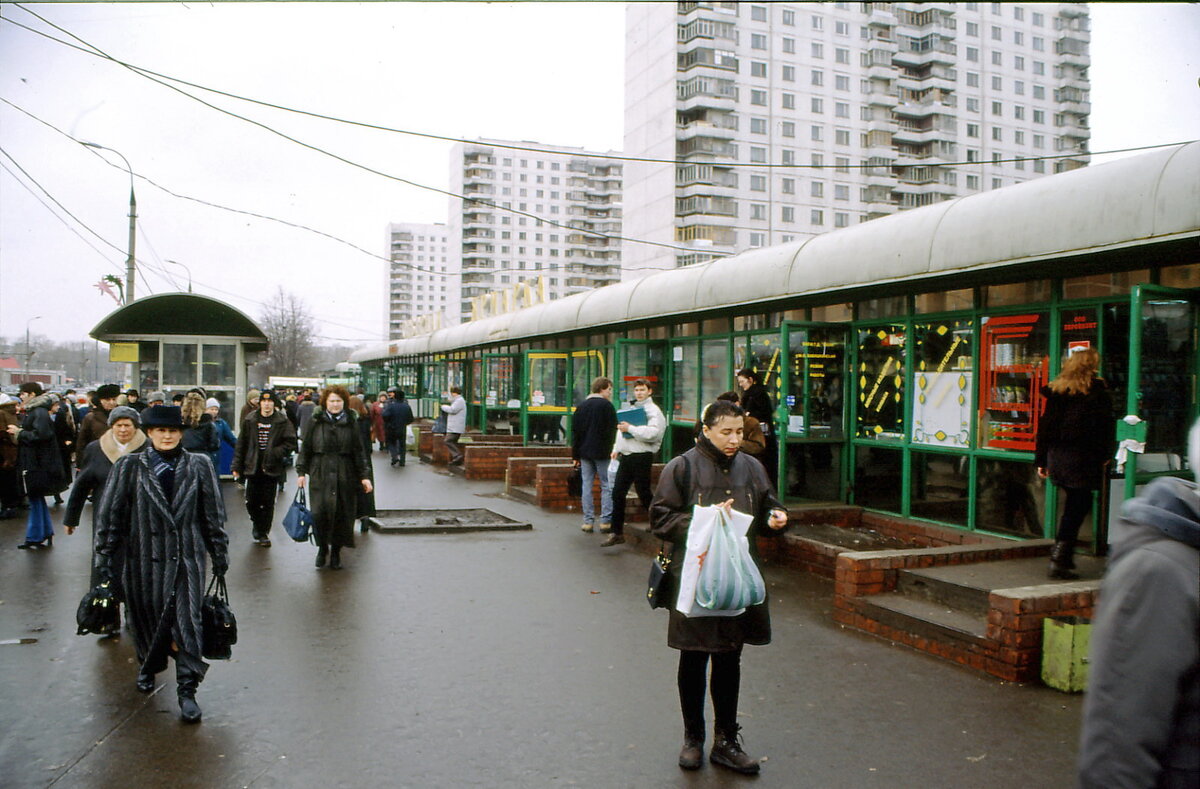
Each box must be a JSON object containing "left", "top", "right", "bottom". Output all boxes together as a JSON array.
[{"left": 99, "top": 428, "right": 146, "bottom": 464}]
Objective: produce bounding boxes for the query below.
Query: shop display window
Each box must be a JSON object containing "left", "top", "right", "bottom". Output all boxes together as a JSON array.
[
  {"left": 912, "top": 320, "right": 974, "bottom": 448},
  {"left": 785, "top": 442, "right": 842, "bottom": 501},
  {"left": 470, "top": 359, "right": 484, "bottom": 405},
  {"left": 1158, "top": 263, "right": 1200, "bottom": 290},
  {"left": 984, "top": 280, "right": 1050, "bottom": 308},
  {"left": 749, "top": 332, "right": 783, "bottom": 407},
  {"left": 910, "top": 451, "right": 970, "bottom": 526},
  {"left": 672, "top": 341, "right": 700, "bottom": 422},
  {"left": 853, "top": 445, "right": 903, "bottom": 511},
  {"left": 163, "top": 343, "right": 197, "bottom": 386},
  {"left": 978, "top": 313, "right": 1048, "bottom": 451},
  {"left": 200, "top": 344, "right": 236, "bottom": 387},
  {"left": 787, "top": 326, "right": 845, "bottom": 438},
  {"left": 138, "top": 341, "right": 160, "bottom": 392},
  {"left": 1139, "top": 299, "right": 1196, "bottom": 460},
  {"left": 1058, "top": 308, "right": 1098, "bottom": 363},
  {"left": 1062, "top": 270, "right": 1148, "bottom": 299},
  {"left": 974, "top": 457, "right": 1045, "bottom": 537},
  {"left": 915, "top": 288, "right": 973, "bottom": 314},
  {"left": 446, "top": 361, "right": 465, "bottom": 396},
  {"left": 485, "top": 357, "right": 517, "bottom": 406},
  {"left": 701, "top": 338, "right": 731, "bottom": 407},
  {"left": 857, "top": 296, "right": 908, "bottom": 320},
  {"left": 527, "top": 356, "right": 567, "bottom": 409},
  {"left": 856, "top": 324, "right": 906, "bottom": 440}
]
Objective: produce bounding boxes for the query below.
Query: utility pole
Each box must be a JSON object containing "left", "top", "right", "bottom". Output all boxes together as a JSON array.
[{"left": 83, "top": 142, "right": 137, "bottom": 303}]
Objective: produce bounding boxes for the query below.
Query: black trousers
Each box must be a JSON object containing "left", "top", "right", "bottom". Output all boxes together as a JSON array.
[
  {"left": 678, "top": 648, "right": 742, "bottom": 738},
  {"left": 609, "top": 452, "right": 654, "bottom": 535},
  {"left": 387, "top": 436, "right": 406, "bottom": 464},
  {"left": 1056, "top": 486, "right": 1093, "bottom": 546},
  {"left": 245, "top": 473, "right": 280, "bottom": 538}
]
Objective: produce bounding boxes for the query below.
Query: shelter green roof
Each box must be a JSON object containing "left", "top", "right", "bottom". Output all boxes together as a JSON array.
[{"left": 90, "top": 293, "right": 269, "bottom": 352}]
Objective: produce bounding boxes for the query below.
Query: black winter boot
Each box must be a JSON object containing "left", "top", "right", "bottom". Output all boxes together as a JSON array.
[
  {"left": 315, "top": 545, "right": 328, "bottom": 568},
  {"left": 1048, "top": 541, "right": 1079, "bottom": 580},
  {"left": 710, "top": 725, "right": 760, "bottom": 774},
  {"left": 678, "top": 731, "right": 704, "bottom": 770},
  {"left": 178, "top": 691, "right": 202, "bottom": 724},
  {"left": 329, "top": 546, "right": 342, "bottom": 570}
]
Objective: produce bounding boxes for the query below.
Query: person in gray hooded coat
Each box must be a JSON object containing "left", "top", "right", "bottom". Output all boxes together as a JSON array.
[{"left": 1076, "top": 420, "right": 1200, "bottom": 789}]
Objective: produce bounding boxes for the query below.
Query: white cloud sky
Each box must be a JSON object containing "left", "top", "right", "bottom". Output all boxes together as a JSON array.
[{"left": 0, "top": 2, "right": 1195, "bottom": 346}]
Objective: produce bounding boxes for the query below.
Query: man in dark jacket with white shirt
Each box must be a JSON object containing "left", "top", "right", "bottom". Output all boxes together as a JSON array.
[
  {"left": 571, "top": 377, "right": 617, "bottom": 533},
  {"left": 1076, "top": 421, "right": 1200, "bottom": 789}
]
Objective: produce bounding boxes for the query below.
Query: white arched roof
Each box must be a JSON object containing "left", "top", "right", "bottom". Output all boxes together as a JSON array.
[{"left": 355, "top": 142, "right": 1199, "bottom": 363}]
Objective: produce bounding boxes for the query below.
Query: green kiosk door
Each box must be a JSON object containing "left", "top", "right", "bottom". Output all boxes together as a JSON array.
[
  {"left": 483, "top": 354, "right": 520, "bottom": 435},
  {"left": 781, "top": 322, "right": 850, "bottom": 502},
  {"left": 1121, "top": 285, "right": 1199, "bottom": 503},
  {"left": 523, "top": 351, "right": 569, "bottom": 444}
]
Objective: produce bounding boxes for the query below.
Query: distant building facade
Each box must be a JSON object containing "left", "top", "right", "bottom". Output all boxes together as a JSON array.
[
  {"left": 623, "top": 1, "right": 1092, "bottom": 272},
  {"left": 385, "top": 222, "right": 456, "bottom": 337}
]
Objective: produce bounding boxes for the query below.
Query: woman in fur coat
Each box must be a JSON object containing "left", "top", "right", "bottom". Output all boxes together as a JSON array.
[
  {"left": 93, "top": 405, "right": 229, "bottom": 724},
  {"left": 7, "top": 383, "right": 66, "bottom": 548}
]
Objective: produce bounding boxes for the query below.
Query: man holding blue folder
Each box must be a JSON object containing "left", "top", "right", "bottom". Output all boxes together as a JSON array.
[{"left": 603, "top": 379, "right": 666, "bottom": 547}]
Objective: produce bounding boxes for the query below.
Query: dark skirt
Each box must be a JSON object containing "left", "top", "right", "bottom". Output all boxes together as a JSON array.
[
  {"left": 667, "top": 596, "right": 772, "bottom": 653},
  {"left": 1047, "top": 446, "right": 1107, "bottom": 491}
]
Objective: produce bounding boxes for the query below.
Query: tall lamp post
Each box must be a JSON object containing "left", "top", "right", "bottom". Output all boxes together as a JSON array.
[
  {"left": 23, "top": 316, "right": 41, "bottom": 385},
  {"left": 164, "top": 259, "right": 193, "bottom": 293},
  {"left": 82, "top": 142, "right": 137, "bottom": 304}
]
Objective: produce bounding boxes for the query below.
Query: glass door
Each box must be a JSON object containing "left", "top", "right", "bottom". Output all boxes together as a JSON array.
[
  {"left": 1122, "top": 285, "right": 1199, "bottom": 500},
  {"left": 523, "top": 351, "right": 569, "bottom": 444},
  {"left": 483, "top": 354, "right": 520, "bottom": 435},
  {"left": 782, "top": 322, "right": 849, "bottom": 502}
]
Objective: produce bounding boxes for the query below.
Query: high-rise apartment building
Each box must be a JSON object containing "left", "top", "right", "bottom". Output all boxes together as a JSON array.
[
  {"left": 385, "top": 222, "right": 455, "bottom": 337},
  {"left": 448, "top": 139, "right": 624, "bottom": 323},
  {"left": 623, "top": 1, "right": 1091, "bottom": 272}
]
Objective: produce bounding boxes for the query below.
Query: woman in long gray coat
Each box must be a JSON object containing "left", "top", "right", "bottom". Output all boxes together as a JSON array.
[
  {"left": 296, "top": 385, "right": 372, "bottom": 570},
  {"left": 93, "top": 405, "right": 229, "bottom": 724},
  {"left": 650, "top": 399, "right": 787, "bottom": 775}
]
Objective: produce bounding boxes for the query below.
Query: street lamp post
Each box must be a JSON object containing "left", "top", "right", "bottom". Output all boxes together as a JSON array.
[
  {"left": 164, "top": 259, "right": 194, "bottom": 293},
  {"left": 82, "top": 142, "right": 137, "bottom": 304},
  {"left": 24, "top": 316, "right": 41, "bottom": 385}
]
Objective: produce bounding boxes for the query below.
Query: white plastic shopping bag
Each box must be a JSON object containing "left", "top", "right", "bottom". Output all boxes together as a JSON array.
[
  {"left": 675, "top": 504, "right": 757, "bottom": 618},
  {"left": 696, "top": 507, "right": 766, "bottom": 611},
  {"left": 405, "top": 425, "right": 415, "bottom": 447}
]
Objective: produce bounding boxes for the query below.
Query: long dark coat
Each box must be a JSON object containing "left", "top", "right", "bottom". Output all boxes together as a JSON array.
[
  {"left": 16, "top": 393, "right": 66, "bottom": 496},
  {"left": 232, "top": 410, "right": 297, "bottom": 478},
  {"left": 650, "top": 440, "right": 785, "bottom": 653},
  {"left": 93, "top": 450, "right": 229, "bottom": 673},
  {"left": 75, "top": 406, "right": 111, "bottom": 462},
  {"left": 1035, "top": 378, "right": 1115, "bottom": 490},
  {"left": 296, "top": 409, "right": 370, "bottom": 549},
  {"left": 64, "top": 431, "right": 148, "bottom": 529}
]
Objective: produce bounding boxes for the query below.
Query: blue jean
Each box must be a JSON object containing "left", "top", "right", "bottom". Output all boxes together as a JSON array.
[
  {"left": 25, "top": 496, "right": 53, "bottom": 543},
  {"left": 579, "top": 458, "right": 613, "bottom": 526},
  {"left": 387, "top": 437, "right": 406, "bottom": 464}
]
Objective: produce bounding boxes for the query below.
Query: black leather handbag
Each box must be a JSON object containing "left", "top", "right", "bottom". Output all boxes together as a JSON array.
[
  {"left": 201, "top": 575, "right": 237, "bottom": 660},
  {"left": 76, "top": 581, "right": 120, "bottom": 635},
  {"left": 567, "top": 467, "right": 583, "bottom": 498},
  {"left": 646, "top": 543, "right": 675, "bottom": 610}
]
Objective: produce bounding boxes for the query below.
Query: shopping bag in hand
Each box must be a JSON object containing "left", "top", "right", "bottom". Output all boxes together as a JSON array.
[
  {"left": 675, "top": 504, "right": 756, "bottom": 617},
  {"left": 695, "top": 506, "right": 766, "bottom": 611}
]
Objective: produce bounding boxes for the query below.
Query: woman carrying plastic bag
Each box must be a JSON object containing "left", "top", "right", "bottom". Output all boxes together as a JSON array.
[{"left": 649, "top": 399, "right": 787, "bottom": 775}]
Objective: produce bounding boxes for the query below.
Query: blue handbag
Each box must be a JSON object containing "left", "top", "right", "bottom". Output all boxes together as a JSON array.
[{"left": 282, "top": 489, "right": 315, "bottom": 542}]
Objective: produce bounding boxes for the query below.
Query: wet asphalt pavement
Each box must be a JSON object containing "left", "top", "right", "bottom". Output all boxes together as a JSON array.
[{"left": 0, "top": 452, "right": 1084, "bottom": 788}]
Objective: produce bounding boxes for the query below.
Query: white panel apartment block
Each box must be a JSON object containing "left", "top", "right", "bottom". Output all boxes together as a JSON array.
[
  {"left": 385, "top": 222, "right": 455, "bottom": 337},
  {"left": 622, "top": 1, "right": 1091, "bottom": 273},
  {"left": 448, "top": 139, "right": 624, "bottom": 324}
]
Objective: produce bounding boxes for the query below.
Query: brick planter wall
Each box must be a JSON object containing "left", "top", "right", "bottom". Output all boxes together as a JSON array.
[
  {"left": 860, "top": 512, "right": 998, "bottom": 548},
  {"left": 831, "top": 540, "right": 1101, "bottom": 681},
  {"left": 463, "top": 445, "right": 571, "bottom": 480}
]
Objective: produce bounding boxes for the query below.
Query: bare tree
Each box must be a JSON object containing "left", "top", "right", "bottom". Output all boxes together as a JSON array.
[{"left": 257, "top": 287, "right": 317, "bottom": 378}]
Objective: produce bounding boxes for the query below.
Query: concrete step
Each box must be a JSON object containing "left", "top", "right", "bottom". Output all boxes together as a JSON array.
[
  {"left": 856, "top": 592, "right": 989, "bottom": 648},
  {"left": 896, "top": 567, "right": 992, "bottom": 618}
]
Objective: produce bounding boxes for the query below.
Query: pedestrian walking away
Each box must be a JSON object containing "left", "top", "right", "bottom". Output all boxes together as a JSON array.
[
  {"left": 1076, "top": 418, "right": 1200, "bottom": 789},
  {"left": 92, "top": 405, "right": 230, "bottom": 723},
  {"left": 348, "top": 395, "right": 377, "bottom": 532},
  {"left": 604, "top": 378, "right": 666, "bottom": 547},
  {"left": 441, "top": 386, "right": 467, "bottom": 466},
  {"left": 8, "top": 383, "right": 67, "bottom": 548},
  {"left": 64, "top": 405, "right": 147, "bottom": 589},
  {"left": 382, "top": 387, "right": 414, "bottom": 467},
  {"left": 1034, "top": 347, "right": 1115, "bottom": 579},
  {"left": 370, "top": 391, "right": 387, "bottom": 451},
  {"left": 650, "top": 398, "right": 788, "bottom": 774},
  {"left": 232, "top": 390, "right": 297, "bottom": 547},
  {"left": 296, "top": 385, "right": 372, "bottom": 570},
  {"left": 571, "top": 376, "right": 617, "bottom": 534}
]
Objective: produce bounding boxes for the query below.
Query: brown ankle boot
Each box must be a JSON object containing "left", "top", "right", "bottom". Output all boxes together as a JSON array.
[{"left": 678, "top": 732, "right": 704, "bottom": 770}]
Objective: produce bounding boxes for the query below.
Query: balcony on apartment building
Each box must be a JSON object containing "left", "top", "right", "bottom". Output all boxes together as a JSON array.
[
  {"left": 891, "top": 115, "right": 957, "bottom": 146},
  {"left": 894, "top": 7, "right": 956, "bottom": 38},
  {"left": 892, "top": 35, "right": 957, "bottom": 69},
  {"left": 463, "top": 152, "right": 495, "bottom": 166},
  {"left": 677, "top": 16, "right": 737, "bottom": 45},
  {"left": 678, "top": 46, "right": 739, "bottom": 76},
  {"left": 462, "top": 183, "right": 496, "bottom": 197},
  {"left": 676, "top": 163, "right": 738, "bottom": 191},
  {"left": 676, "top": 194, "right": 737, "bottom": 218},
  {"left": 676, "top": 134, "right": 737, "bottom": 160},
  {"left": 866, "top": 3, "right": 898, "bottom": 26},
  {"left": 677, "top": 75, "right": 738, "bottom": 112},
  {"left": 462, "top": 213, "right": 495, "bottom": 230},
  {"left": 675, "top": 223, "right": 737, "bottom": 249},
  {"left": 894, "top": 140, "right": 958, "bottom": 165},
  {"left": 865, "top": 50, "right": 897, "bottom": 82},
  {"left": 1056, "top": 65, "right": 1090, "bottom": 93},
  {"left": 677, "top": 109, "right": 739, "bottom": 141},
  {"left": 894, "top": 87, "right": 958, "bottom": 118},
  {"left": 1055, "top": 37, "right": 1090, "bottom": 68},
  {"left": 1054, "top": 87, "right": 1091, "bottom": 116}
]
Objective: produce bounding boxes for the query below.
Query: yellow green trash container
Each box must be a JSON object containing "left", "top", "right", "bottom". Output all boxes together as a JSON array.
[{"left": 1041, "top": 615, "right": 1091, "bottom": 692}]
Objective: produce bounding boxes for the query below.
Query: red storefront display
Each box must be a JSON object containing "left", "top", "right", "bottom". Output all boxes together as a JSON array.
[{"left": 979, "top": 314, "right": 1048, "bottom": 451}]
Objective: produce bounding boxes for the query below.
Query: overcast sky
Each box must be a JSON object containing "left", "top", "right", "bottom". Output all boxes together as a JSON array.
[{"left": 1, "top": 2, "right": 1196, "bottom": 346}]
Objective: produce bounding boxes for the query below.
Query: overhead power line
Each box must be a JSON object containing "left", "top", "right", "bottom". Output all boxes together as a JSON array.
[{"left": 5, "top": 7, "right": 1194, "bottom": 172}]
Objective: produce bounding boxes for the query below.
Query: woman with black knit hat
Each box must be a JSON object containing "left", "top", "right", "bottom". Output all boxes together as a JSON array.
[
  {"left": 232, "top": 390, "right": 297, "bottom": 546},
  {"left": 93, "top": 404, "right": 229, "bottom": 723}
]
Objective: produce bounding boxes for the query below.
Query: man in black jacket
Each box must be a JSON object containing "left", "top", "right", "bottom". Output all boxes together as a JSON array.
[
  {"left": 571, "top": 376, "right": 617, "bottom": 533},
  {"left": 231, "top": 390, "right": 297, "bottom": 546},
  {"left": 381, "top": 388, "right": 415, "bottom": 466}
]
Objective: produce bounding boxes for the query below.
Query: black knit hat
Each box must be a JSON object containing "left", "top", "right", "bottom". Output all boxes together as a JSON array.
[{"left": 96, "top": 384, "right": 121, "bottom": 400}]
